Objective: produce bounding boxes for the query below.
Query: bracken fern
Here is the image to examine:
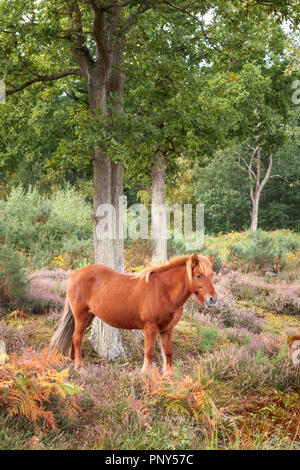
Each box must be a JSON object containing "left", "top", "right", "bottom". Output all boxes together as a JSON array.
[{"left": 0, "top": 347, "right": 82, "bottom": 430}]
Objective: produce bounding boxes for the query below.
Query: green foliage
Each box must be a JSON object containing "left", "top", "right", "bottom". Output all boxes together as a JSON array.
[
  {"left": 197, "top": 326, "right": 219, "bottom": 353},
  {"left": 1, "top": 186, "right": 93, "bottom": 270},
  {"left": 0, "top": 244, "right": 29, "bottom": 302},
  {"left": 46, "top": 186, "right": 92, "bottom": 240},
  {"left": 227, "top": 230, "right": 300, "bottom": 271}
]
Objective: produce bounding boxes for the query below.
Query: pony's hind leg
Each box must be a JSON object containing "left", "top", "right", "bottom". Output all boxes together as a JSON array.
[
  {"left": 70, "top": 312, "right": 94, "bottom": 361},
  {"left": 141, "top": 322, "right": 159, "bottom": 374},
  {"left": 72, "top": 309, "right": 93, "bottom": 370}
]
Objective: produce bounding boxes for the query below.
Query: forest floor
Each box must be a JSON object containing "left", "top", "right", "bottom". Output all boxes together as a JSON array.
[{"left": 0, "top": 267, "right": 299, "bottom": 450}]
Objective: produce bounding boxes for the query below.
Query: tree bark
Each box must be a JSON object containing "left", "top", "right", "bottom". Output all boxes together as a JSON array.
[
  {"left": 151, "top": 151, "right": 168, "bottom": 263},
  {"left": 250, "top": 195, "right": 259, "bottom": 231}
]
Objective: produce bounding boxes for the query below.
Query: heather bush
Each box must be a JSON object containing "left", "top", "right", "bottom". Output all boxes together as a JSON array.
[
  {"left": 0, "top": 321, "right": 31, "bottom": 354},
  {"left": 224, "top": 328, "right": 273, "bottom": 355},
  {"left": 25, "top": 269, "right": 69, "bottom": 313},
  {"left": 221, "top": 271, "right": 300, "bottom": 316},
  {"left": 0, "top": 269, "right": 69, "bottom": 316},
  {"left": 203, "top": 345, "right": 300, "bottom": 392},
  {"left": 194, "top": 311, "right": 224, "bottom": 329},
  {"left": 206, "top": 283, "right": 263, "bottom": 333},
  {"left": 266, "top": 291, "right": 300, "bottom": 316},
  {"left": 223, "top": 271, "right": 274, "bottom": 302}
]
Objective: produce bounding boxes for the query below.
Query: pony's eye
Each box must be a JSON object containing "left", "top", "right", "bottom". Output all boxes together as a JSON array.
[{"left": 196, "top": 274, "right": 201, "bottom": 279}]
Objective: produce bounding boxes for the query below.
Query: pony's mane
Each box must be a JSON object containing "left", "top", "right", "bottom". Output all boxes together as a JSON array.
[{"left": 132, "top": 254, "right": 212, "bottom": 282}]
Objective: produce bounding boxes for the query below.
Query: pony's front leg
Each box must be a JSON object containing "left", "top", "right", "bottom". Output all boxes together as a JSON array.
[
  {"left": 141, "top": 322, "right": 159, "bottom": 374},
  {"left": 159, "top": 328, "right": 174, "bottom": 376}
]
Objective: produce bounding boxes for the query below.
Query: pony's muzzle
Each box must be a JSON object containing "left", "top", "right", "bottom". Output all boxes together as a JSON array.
[{"left": 205, "top": 296, "right": 218, "bottom": 307}]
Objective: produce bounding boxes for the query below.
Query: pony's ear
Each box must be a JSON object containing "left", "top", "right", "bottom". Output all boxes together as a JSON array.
[
  {"left": 191, "top": 253, "right": 199, "bottom": 267},
  {"left": 208, "top": 254, "right": 214, "bottom": 264}
]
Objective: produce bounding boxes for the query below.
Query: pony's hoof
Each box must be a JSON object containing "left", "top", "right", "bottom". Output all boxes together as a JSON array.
[
  {"left": 163, "top": 368, "right": 174, "bottom": 377},
  {"left": 75, "top": 363, "right": 84, "bottom": 371}
]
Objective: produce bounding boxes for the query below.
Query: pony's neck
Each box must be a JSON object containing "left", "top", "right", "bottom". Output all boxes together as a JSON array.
[{"left": 160, "top": 263, "right": 192, "bottom": 309}]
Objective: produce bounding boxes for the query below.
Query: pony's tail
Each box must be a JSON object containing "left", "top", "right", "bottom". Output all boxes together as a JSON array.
[{"left": 50, "top": 297, "right": 74, "bottom": 357}]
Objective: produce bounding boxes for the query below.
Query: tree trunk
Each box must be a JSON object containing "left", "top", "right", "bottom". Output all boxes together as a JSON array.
[
  {"left": 90, "top": 148, "right": 125, "bottom": 360},
  {"left": 87, "top": 40, "right": 126, "bottom": 359},
  {"left": 151, "top": 152, "right": 168, "bottom": 263},
  {"left": 250, "top": 194, "right": 259, "bottom": 231}
]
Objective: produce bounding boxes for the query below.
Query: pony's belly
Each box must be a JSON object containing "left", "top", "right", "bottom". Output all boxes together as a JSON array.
[{"left": 92, "top": 306, "right": 144, "bottom": 330}]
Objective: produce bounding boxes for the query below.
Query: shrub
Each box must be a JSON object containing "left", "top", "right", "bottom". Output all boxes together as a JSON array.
[
  {"left": 222, "top": 271, "right": 300, "bottom": 316},
  {"left": 227, "top": 230, "right": 300, "bottom": 272},
  {"left": 185, "top": 277, "right": 263, "bottom": 334},
  {"left": 1, "top": 186, "right": 93, "bottom": 270},
  {"left": 0, "top": 245, "right": 29, "bottom": 304},
  {"left": 4, "top": 186, "right": 51, "bottom": 225},
  {"left": 224, "top": 328, "right": 273, "bottom": 356},
  {"left": 46, "top": 187, "right": 92, "bottom": 240},
  {"left": 124, "top": 239, "right": 152, "bottom": 271}
]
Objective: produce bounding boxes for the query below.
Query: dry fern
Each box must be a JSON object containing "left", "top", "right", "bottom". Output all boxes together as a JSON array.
[
  {"left": 0, "top": 347, "right": 82, "bottom": 430},
  {"left": 143, "top": 366, "right": 220, "bottom": 429}
]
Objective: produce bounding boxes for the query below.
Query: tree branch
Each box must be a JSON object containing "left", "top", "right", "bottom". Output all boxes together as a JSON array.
[
  {"left": 258, "top": 153, "right": 273, "bottom": 194},
  {"left": 134, "top": 183, "right": 152, "bottom": 195},
  {"left": 6, "top": 69, "right": 82, "bottom": 96},
  {"left": 68, "top": 1, "right": 94, "bottom": 77},
  {"left": 90, "top": 0, "right": 110, "bottom": 65},
  {"left": 269, "top": 174, "right": 290, "bottom": 184},
  {"left": 123, "top": 2, "right": 154, "bottom": 33},
  {"left": 256, "top": 147, "right": 261, "bottom": 191},
  {"left": 163, "top": 1, "right": 235, "bottom": 61}
]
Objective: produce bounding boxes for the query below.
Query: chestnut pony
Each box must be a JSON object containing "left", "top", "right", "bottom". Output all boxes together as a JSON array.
[{"left": 50, "top": 253, "right": 217, "bottom": 373}]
